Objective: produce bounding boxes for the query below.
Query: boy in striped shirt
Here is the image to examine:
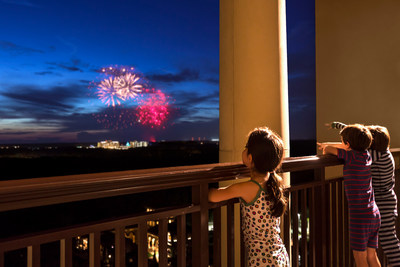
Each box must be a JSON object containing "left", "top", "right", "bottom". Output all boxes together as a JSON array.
[
  {"left": 318, "top": 124, "right": 381, "bottom": 267},
  {"left": 330, "top": 122, "right": 400, "bottom": 266}
]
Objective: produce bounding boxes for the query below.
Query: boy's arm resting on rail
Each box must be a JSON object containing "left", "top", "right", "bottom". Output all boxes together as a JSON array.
[
  {"left": 323, "top": 146, "right": 339, "bottom": 156},
  {"left": 317, "top": 142, "right": 344, "bottom": 156},
  {"left": 319, "top": 142, "right": 347, "bottom": 148}
]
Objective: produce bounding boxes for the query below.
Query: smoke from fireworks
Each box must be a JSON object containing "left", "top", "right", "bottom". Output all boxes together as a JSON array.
[
  {"left": 136, "top": 88, "right": 171, "bottom": 128},
  {"left": 95, "top": 66, "right": 142, "bottom": 107},
  {"left": 93, "top": 107, "right": 137, "bottom": 130}
]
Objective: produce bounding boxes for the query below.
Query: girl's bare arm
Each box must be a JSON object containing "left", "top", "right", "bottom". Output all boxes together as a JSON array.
[{"left": 208, "top": 181, "right": 258, "bottom": 203}]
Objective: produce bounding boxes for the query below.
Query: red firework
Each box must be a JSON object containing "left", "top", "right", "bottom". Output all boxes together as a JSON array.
[{"left": 136, "top": 88, "right": 170, "bottom": 128}]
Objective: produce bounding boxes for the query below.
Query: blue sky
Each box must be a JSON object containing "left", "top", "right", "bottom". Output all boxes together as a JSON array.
[
  {"left": 0, "top": 0, "right": 314, "bottom": 144},
  {"left": 286, "top": 0, "right": 316, "bottom": 141}
]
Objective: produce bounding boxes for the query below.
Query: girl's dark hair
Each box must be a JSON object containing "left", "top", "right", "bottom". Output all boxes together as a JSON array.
[{"left": 245, "top": 127, "right": 287, "bottom": 217}]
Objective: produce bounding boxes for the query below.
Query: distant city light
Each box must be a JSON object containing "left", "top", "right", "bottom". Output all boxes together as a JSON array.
[{"left": 97, "top": 140, "right": 148, "bottom": 150}]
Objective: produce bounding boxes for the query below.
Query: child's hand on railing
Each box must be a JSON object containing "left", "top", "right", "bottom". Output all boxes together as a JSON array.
[
  {"left": 317, "top": 142, "right": 330, "bottom": 155},
  {"left": 317, "top": 142, "right": 326, "bottom": 151}
]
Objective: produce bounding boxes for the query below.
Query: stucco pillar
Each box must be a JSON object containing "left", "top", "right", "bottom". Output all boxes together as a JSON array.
[
  {"left": 219, "top": 0, "right": 290, "bottom": 266},
  {"left": 220, "top": 0, "right": 290, "bottom": 162}
]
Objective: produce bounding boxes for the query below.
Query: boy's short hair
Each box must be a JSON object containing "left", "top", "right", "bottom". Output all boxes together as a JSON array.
[
  {"left": 367, "top": 125, "right": 390, "bottom": 151},
  {"left": 340, "top": 124, "right": 372, "bottom": 151}
]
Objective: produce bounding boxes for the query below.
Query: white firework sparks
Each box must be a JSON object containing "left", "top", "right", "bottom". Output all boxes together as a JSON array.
[
  {"left": 114, "top": 73, "right": 142, "bottom": 100},
  {"left": 96, "top": 71, "right": 142, "bottom": 107},
  {"left": 97, "top": 77, "right": 121, "bottom": 107}
]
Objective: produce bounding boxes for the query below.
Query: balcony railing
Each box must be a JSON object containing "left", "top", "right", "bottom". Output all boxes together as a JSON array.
[{"left": 0, "top": 149, "right": 399, "bottom": 267}]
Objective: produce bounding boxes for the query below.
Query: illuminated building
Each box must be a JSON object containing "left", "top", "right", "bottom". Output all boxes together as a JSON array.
[
  {"left": 128, "top": 141, "right": 148, "bottom": 148},
  {"left": 97, "top": 140, "right": 120, "bottom": 149}
]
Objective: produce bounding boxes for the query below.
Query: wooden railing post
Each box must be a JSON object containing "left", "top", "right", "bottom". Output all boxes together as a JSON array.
[
  {"left": 301, "top": 189, "right": 308, "bottom": 267},
  {"left": 314, "top": 167, "right": 327, "bottom": 267},
  {"left": 283, "top": 195, "right": 291, "bottom": 262},
  {"left": 192, "top": 183, "right": 209, "bottom": 267},
  {"left": 158, "top": 218, "right": 168, "bottom": 267},
  {"left": 138, "top": 221, "right": 148, "bottom": 267},
  {"left": 291, "top": 191, "right": 299, "bottom": 267},
  {"left": 60, "top": 238, "right": 72, "bottom": 267},
  {"left": 338, "top": 180, "right": 344, "bottom": 267},
  {"left": 27, "top": 245, "right": 40, "bottom": 267},
  {"left": 309, "top": 187, "right": 316, "bottom": 266},
  {"left": 114, "top": 227, "right": 125, "bottom": 267},
  {"left": 226, "top": 202, "right": 235, "bottom": 267},
  {"left": 212, "top": 208, "right": 221, "bottom": 267},
  {"left": 89, "top": 232, "right": 100, "bottom": 267},
  {"left": 177, "top": 214, "right": 186, "bottom": 267},
  {"left": 331, "top": 182, "right": 338, "bottom": 266}
]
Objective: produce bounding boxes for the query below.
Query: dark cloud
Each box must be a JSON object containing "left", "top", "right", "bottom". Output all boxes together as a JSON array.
[
  {"left": 204, "top": 77, "right": 219, "bottom": 85},
  {"left": 46, "top": 62, "right": 83, "bottom": 72},
  {"left": 91, "top": 68, "right": 104, "bottom": 73},
  {"left": 0, "top": 83, "right": 90, "bottom": 115},
  {"left": 46, "top": 58, "right": 90, "bottom": 72},
  {"left": 0, "top": 131, "right": 36, "bottom": 136},
  {"left": 0, "top": 40, "right": 44, "bottom": 55},
  {"left": 169, "top": 90, "right": 219, "bottom": 123},
  {"left": 173, "top": 90, "right": 219, "bottom": 107},
  {"left": 79, "top": 80, "right": 92, "bottom": 84},
  {"left": 34, "top": 71, "right": 61, "bottom": 76},
  {"left": 146, "top": 67, "right": 219, "bottom": 86},
  {"left": 147, "top": 68, "right": 200, "bottom": 83}
]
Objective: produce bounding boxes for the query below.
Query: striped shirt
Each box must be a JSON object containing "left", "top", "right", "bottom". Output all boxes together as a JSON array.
[
  {"left": 369, "top": 149, "right": 397, "bottom": 215},
  {"left": 337, "top": 149, "right": 380, "bottom": 219},
  {"left": 331, "top": 121, "right": 347, "bottom": 130}
]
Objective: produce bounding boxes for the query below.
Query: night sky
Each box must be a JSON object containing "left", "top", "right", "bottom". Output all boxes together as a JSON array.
[{"left": 0, "top": 0, "right": 314, "bottom": 144}]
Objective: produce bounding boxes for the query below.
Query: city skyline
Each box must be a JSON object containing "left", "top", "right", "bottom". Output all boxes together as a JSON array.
[{"left": 0, "top": 0, "right": 315, "bottom": 144}]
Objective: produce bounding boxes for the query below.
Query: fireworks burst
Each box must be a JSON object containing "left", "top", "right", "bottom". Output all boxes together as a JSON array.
[
  {"left": 95, "top": 66, "right": 142, "bottom": 107},
  {"left": 136, "top": 88, "right": 171, "bottom": 128},
  {"left": 91, "top": 66, "right": 175, "bottom": 130}
]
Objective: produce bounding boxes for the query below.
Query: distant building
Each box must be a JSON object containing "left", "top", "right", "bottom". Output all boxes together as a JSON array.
[
  {"left": 97, "top": 140, "right": 148, "bottom": 150},
  {"left": 129, "top": 141, "right": 148, "bottom": 148},
  {"left": 97, "top": 140, "right": 120, "bottom": 149}
]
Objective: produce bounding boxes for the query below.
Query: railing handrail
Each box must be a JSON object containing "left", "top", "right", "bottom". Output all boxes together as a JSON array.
[
  {"left": 1, "top": 148, "right": 399, "bottom": 213},
  {"left": 0, "top": 154, "right": 343, "bottom": 212},
  {"left": 0, "top": 149, "right": 398, "bottom": 266}
]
